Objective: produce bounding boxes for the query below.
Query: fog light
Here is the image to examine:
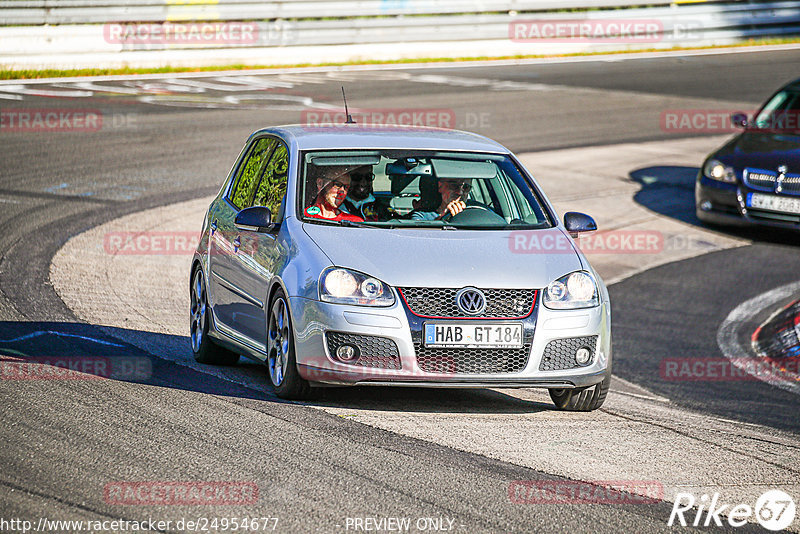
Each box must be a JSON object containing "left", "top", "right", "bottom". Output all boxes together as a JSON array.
[
  {"left": 700, "top": 200, "right": 712, "bottom": 211},
  {"left": 336, "top": 344, "right": 358, "bottom": 362},
  {"left": 575, "top": 347, "right": 592, "bottom": 365}
]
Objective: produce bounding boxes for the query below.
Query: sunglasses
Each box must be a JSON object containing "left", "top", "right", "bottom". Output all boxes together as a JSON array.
[
  {"left": 442, "top": 180, "right": 471, "bottom": 192},
  {"left": 329, "top": 180, "right": 350, "bottom": 190},
  {"left": 350, "top": 172, "right": 375, "bottom": 182}
]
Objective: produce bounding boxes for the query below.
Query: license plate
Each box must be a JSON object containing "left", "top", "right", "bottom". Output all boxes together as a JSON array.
[
  {"left": 423, "top": 323, "right": 523, "bottom": 348},
  {"left": 747, "top": 192, "right": 800, "bottom": 214}
]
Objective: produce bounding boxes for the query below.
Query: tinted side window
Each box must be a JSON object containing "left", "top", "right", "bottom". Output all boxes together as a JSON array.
[
  {"left": 252, "top": 142, "right": 288, "bottom": 216},
  {"left": 229, "top": 138, "right": 277, "bottom": 210}
]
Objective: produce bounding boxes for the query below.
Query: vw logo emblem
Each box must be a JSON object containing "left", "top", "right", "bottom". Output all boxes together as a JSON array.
[{"left": 456, "top": 287, "right": 486, "bottom": 315}]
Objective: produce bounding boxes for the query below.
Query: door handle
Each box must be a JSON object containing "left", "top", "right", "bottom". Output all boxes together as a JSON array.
[
  {"left": 233, "top": 236, "right": 241, "bottom": 252},
  {"left": 210, "top": 219, "right": 218, "bottom": 234}
]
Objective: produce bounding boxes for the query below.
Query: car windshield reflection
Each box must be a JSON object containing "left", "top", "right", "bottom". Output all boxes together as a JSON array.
[
  {"left": 299, "top": 150, "right": 553, "bottom": 229},
  {"left": 752, "top": 88, "right": 800, "bottom": 133}
]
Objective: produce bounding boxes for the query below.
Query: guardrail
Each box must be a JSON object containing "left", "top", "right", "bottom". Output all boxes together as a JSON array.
[
  {"left": 1, "top": 1, "right": 798, "bottom": 70},
  {"left": 0, "top": 0, "right": 740, "bottom": 26}
]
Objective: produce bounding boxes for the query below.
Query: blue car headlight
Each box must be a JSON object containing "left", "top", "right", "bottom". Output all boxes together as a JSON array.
[
  {"left": 703, "top": 159, "right": 736, "bottom": 183},
  {"left": 543, "top": 271, "right": 599, "bottom": 310},
  {"left": 319, "top": 267, "right": 395, "bottom": 306}
]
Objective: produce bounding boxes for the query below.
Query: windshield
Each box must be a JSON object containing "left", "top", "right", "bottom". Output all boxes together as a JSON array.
[
  {"left": 299, "top": 150, "right": 553, "bottom": 229},
  {"left": 752, "top": 88, "right": 800, "bottom": 133}
]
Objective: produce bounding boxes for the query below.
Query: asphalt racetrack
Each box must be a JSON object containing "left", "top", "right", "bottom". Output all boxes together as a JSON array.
[{"left": 1, "top": 47, "right": 799, "bottom": 532}]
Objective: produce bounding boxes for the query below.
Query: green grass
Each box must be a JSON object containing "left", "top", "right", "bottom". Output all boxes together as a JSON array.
[{"left": 2, "top": 36, "right": 799, "bottom": 80}]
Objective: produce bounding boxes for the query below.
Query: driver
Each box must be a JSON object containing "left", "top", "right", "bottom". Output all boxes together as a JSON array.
[
  {"left": 410, "top": 178, "right": 471, "bottom": 220},
  {"left": 304, "top": 167, "right": 365, "bottom": 222}
]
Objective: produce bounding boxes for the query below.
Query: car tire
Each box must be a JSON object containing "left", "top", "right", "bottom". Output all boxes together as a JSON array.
[
  {"left": 190, "top": 267, "right": 239, "bottom": 366},
  {"left": 549, "top": 373, "right": 610, "bottom": 411},
  {"left": 267, "top": 288, "right": 311, "bottom": 400}
]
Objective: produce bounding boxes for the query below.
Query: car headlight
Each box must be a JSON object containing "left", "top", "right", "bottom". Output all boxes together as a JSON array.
[
  {"left": 543, "top": 271, "right": 599, "bottom": 310},
  {"left": 703, "top": 159, "right": 736, "bottom": 183},
  {"left": 319, "top": 267, "right": 395, "bottom": 306}
]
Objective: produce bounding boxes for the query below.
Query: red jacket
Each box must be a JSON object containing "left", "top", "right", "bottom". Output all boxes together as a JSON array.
[{"left": 304, "top": 205, "right": 364, "bottom": 222}]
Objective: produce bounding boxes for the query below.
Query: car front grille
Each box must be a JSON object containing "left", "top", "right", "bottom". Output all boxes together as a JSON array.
[
  {"left": 744, "top": 170, "right": 777, "bottom": 189},
  {"left": 414, "top": 341, "right": 531, "bottom": 374},
  {"left": 539, "top": 335, "right": 598, "bottom": 371},
  {"left": 399, "top": 287, "right": 536, "bottom": 319},
  {"left": 744, "top": 168, "right": 800, "bottom": 196},
  {"left": 325, "top": 332, "right": 401, "bottom": 369}
]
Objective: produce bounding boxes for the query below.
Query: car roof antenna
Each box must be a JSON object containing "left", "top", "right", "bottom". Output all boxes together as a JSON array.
[{"left": 342, "top": 86, "right": 356, "bottom": 124}]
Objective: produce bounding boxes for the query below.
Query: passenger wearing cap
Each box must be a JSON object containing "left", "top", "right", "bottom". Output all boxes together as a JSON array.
[
  {"left": 341, "top": 165, "right": 391, "bottom": 221},
  {"left": 304, "top": 166, "right": 365, "bottom": 222}
]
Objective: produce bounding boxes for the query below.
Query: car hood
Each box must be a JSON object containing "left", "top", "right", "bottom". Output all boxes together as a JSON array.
[
  {"left": 302, "top": 223, "right": 583, "bottom": 289},
  {"left": 716, "top": 131, "right": 800, "bottom": 172}
]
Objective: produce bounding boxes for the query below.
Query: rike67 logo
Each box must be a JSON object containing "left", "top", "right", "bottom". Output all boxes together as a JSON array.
[{"left": 668, "top": 490, "right": 795, "bottom": 531}]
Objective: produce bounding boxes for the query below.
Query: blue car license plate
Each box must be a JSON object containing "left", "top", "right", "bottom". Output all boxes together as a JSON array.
[{"left": 747, "top": 192, "right": 800, "bottom": 214}]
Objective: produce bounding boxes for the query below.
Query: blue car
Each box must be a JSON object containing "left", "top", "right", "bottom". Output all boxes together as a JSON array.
[{"left": 696, "top": 77, "right": 800, "bottom": 229}]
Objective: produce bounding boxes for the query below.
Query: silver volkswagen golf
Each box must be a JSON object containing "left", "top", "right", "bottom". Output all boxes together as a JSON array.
[{"left": 190, "top": 125, "right": 611, "bottom": 411}]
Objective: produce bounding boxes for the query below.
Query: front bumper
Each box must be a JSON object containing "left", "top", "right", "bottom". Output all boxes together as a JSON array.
[
  {"left": 696, "top": 175, "right": 800, "bottom": 230},
  {"left": 288, "top": 293, "right": 611, "bottom": 389}
]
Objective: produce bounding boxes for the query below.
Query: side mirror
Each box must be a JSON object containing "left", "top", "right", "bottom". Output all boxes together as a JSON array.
[
  {"left": 235, "top": 206, "right": 275, "bottom": 233},
  {"left": 563, "top": 212, "right": 597, "bottom": 238},
  {"left": 731, "top": 112, "right": 748, "bottom": 128}
]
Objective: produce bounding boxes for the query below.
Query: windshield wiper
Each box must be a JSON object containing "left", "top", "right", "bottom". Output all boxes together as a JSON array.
[
  {"left": 340, "top": 219, "right": 390, "bottom": 229},
  {"left": 506, "top": 222, "right": 551, "bottom": 230},
  {"left": 304, "top": 218, "right": 382, "bottom": 228},
  {"left": 442, "top": 223, "right": 550, "bottom": 230}
]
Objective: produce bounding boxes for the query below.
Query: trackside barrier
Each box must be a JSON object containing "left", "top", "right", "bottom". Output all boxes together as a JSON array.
[{"left": 0, "top": 1, "right": 798, "bottom": 68}]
